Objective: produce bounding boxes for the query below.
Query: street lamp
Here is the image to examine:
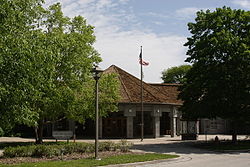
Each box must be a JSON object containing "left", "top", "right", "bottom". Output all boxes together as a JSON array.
[{"left": 92, "top": 65, "right": 103, "bottom": 160}]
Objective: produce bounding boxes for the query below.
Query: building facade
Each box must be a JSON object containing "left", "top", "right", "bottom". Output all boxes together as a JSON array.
[
  {"left": 50, "top": 65, "right": 235, "bottom": 139},
  {"left": 86, "top": 65, "right": 183, "bottom": 138}
]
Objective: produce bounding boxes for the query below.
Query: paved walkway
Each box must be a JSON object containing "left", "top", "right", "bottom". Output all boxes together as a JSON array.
[
  {"left": 131, "top": 139, "right": 250, "bottom": 167},
  {"left": 130, "top": 135, "right": 250, "bottom": 167},
  {"left": 0, "top": 134, "right": 247, "bottom": 144}
]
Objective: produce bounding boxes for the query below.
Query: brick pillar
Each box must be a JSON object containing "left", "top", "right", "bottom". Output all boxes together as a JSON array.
[
  {"left": 170, "top": 117, "right": 177, "bottom": 137},
  {"left": 126, "top": 116, "right": 134, "bottom": 138},
  {"left": 124, "top": 107, "right": 136, "bottom": 139},
  {"left": 152, "top": 107, "right": 162, "bottom": 138},
  {"left": 176, "top": 117, "right": 181, "bottom": 136},
  {"left": 153, "top": 116, "right": 160, "bottom": 138}
]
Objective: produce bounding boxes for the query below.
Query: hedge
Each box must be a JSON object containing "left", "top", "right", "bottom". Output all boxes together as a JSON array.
[{"left": 3, "top": 140, "right": 133, "bottom": 158}]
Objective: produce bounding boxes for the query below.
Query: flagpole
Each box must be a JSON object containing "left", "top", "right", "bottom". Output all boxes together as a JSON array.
[{"left": 140, "top": 46, "right": 144, "bottom": 142}]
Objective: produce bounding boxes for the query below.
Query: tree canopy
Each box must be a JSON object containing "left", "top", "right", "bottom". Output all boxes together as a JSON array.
[
  {"left": 161, "top": 65, "right": 191, "bottom": 83},
  {"left": 0, "top": 0, "right": 120, "bottom": 142},
  {"left": 179, "top": 7, "right": 250, "bottom": 139}
]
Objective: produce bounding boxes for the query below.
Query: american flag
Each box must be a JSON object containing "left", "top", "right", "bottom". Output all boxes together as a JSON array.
[{"left": 139, "top": 48, "right": 149, "bottom": 66}]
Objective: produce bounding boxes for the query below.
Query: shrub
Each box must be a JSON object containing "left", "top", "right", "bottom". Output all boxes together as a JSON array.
[
  {"left": 34, "top": 145, "right": 62, "bottom": 157},
  {"left": 3, "top": 147, "right": 18, "bottom": 158},
  {"left": 3, "top": 141, "right": 132, "bottom": 158},
  {"left": 99, "top": 141, "right": 117, "bottom": 151},
  {"left": 4, "top": 145, "right": 35, "bottom": 157},
  {"left": 62, "top": 143, "right": 76, "bottom": 154},
  {"left": 33, "top": 145, "right": 49, "bottom": 157},
  {"left": 75, "top": 142, "right": 94, "bottom": 153},
  {"left": 116, "top": 140, "right": 133, "bottom": 152}
]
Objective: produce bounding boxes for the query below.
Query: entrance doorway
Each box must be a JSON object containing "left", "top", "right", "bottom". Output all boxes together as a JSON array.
[
  {"left": 160, "top": 112, "right": 171, "bottom": 135},
  {"left": 102, "top": 112, "right": 126, "bottom": 138},
  {"left": 134, "top": 111, "right": 153, "bottom": 137}
]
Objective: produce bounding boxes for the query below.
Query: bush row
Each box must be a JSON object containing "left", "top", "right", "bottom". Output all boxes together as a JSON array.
[{"left": 3, "top": 140, "right": 133, "bottom": 158}]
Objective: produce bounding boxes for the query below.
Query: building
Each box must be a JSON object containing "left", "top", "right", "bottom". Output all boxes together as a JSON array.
[
  {"left": 98, "top": 65, "right": 183, "bottom": 138},
  {"left": 49, "top": 65, "right": 184, "bottom": 139},
  {"left": 48, "top": 65, "right": 233, "bottom": 139}
]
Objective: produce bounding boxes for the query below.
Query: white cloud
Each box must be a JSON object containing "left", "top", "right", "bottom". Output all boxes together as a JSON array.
[
  {"left": 232, "top": 0, "right": 250, "bottom": 9},
  {"left": 95, "top": 31, "right": 187, "bottom": 82},
  {"left": 152, "top": 21, "right": 165, "bottom": 26},
  {"left": 96, "top": 0, "right": 116, "bottom": 9},
  {"left": 146, "top": 12, "right": 169, "bottom": 18},
  {"left": 45, "top": 0, "right": 187, "bottom": 82},
  {"left": 119, "top": 0, "right": 129, "bottom": 3},
  {"left": 175, "top": 7, "right": 202, "bottom": 19}
]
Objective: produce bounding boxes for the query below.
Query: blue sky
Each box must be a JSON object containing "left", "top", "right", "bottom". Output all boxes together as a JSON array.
[{"left": 46, "top": 0, "right": 250, "bottom": 82}]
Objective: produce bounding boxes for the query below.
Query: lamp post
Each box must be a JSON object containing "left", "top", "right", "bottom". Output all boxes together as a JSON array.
[{"left": 92, "top": 66, "right": 103, "bottom": 160}]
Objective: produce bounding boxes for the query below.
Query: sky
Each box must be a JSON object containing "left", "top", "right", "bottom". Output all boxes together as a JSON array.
[{"left": 45, "top": 0, "right": 250, "bottom": 83}]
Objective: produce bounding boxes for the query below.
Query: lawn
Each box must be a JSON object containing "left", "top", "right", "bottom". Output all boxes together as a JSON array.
[{"left": 0, "top": 153, "right": 179, "bottom": 167}]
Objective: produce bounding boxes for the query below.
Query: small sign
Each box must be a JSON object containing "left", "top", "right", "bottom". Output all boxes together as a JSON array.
[{"left": 52, "top": 131, "right": 73, "bottom": 140}]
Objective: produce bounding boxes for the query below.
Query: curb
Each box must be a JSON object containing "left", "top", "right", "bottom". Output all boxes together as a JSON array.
[
  {"left": 216, "top": 149, "right": 250, "bottom": 153},
  {"left": 100, "top": 156, "right": 184, "bottom": 167}
]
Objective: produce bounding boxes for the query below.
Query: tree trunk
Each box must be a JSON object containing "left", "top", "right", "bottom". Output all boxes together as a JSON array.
[
  {"left": 34, "top": 127, "right": 38, "bottom": 143},
  {"left": 232, "top": 121, "right": 238, "bottom": 144},
  {"left": 232, "top": 133, "right": 237, "bottom": 144},
  {"left": 35, "top": 119, "right": 44, "bottom": 144}
]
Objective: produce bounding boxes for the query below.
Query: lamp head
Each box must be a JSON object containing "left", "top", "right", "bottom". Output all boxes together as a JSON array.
[{"left": 92, "top": 65, "right": 103, "bottom": 81}]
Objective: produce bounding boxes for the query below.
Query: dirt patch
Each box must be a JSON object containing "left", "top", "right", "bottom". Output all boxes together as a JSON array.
[{"left": 0, "top": 151, "right": 140, "bottom": 165}]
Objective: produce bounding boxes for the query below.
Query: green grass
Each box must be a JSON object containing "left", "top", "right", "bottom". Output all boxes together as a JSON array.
[
  {"left": 0, "top": 153, "right": 179, "bottom": 167},
  {"left": 195, "top": 140, "right": 250, "bottom": 151}
]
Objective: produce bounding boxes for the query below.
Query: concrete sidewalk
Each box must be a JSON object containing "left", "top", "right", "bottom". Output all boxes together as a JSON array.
[{"left": 0, "top": 134, "right": 248, "bottom": 144}]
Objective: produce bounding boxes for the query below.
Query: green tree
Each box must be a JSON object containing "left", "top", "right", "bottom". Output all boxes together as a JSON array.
[
  {"left": 179, "top": 7, "right": 250, "bottom": 142},
  {"left": 0, "top": 0, "right": 44, "bottom": 135},
  {"left": 0, "top": 1, "right": 120, "bottom": 143},
  {"left": 161, "top": 65, "right": 191, "bottom": 83}
]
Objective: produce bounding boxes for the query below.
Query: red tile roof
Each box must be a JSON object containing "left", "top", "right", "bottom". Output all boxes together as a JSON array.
[{"left": 104, "top": 65, "right": 182, "bottom": 105}]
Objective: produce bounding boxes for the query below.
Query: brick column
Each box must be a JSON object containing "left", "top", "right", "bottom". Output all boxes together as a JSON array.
[
  {"left": 152, "top": 107, "right": 162, "bottom": 138},
  {"left": 170, "top": 117, "right": 177, "bottom": 137},
  {"left": 124, "top": 107, "right": 136, "bottom": 139},
  {"left": 176, "top": 117, "right": 181, "bottom": 136},
  {"left": 126, "top": 116, "right": 134, "bottom": 138},
  {"left": 170, "top": 107, "right": 178, "bottom": 137},
  {"left": 153, "top": 116, "right": 160, "bottom": 138}
]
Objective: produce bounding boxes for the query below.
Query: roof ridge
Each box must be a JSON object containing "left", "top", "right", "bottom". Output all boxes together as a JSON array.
[
  {"left": 112, "top": 65, "right": 146, "bottom": 84},
  {"left": 113, "top": 66, "right": 167, "bottom": 102},
  {"left": 125, "top": 75, "right": 161, "bottom": 102},
  {"left": 111, "top": 65, "right": 132, "bottom": 102}
]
